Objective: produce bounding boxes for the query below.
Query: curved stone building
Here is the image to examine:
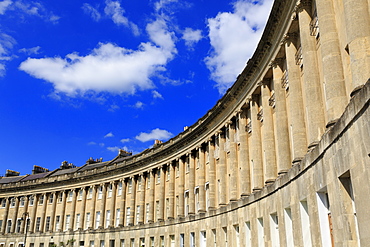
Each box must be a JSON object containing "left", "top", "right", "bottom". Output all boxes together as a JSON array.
[{"left": 1, "top": 0, "right": 370, "bottom": 246}]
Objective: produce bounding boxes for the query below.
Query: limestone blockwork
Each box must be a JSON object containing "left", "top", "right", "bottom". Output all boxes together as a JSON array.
[{"left": 1, "top": 0, "right": 370, "bottom": 246}]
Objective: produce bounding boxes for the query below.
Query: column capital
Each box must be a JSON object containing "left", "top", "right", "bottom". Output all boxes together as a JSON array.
[
  {"left": 281, "top": 32, "right": 298, "bottom": 45},
  {"left": 295, "top": 0, "right": 312, "bottom": 13},
  {"left": 269, "top": 58, "right": 284, "bottom": 68}
]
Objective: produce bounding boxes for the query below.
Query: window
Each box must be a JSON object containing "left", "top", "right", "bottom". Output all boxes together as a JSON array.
[
  {"left": 150, "top": 237, "right": 154, "bottom": 247},
  {"left": 39, "top": 195, "right": 44, "bottom": 205},
  {"left": 89, "top": 241, "right": 94, "bottom": 247},
  {"left": 186, "top": 159, "right": 190, "bottom": 173},
  {"left": 128, "top": 180, "right": 132, "bottom": 194},
  {"left": 139, "top": 238, "right": 145, "bottom": 247},
  {"left": 184, "top": 191, "right": 189, "bottom": 216},
  {"left": 98, "top": 186, "right": 103, "bottom": 199},
  {"left": 78, "top": 190, "right": 83, "bottom": 200},
  {"left": 10, "top": 198, "right": 15, "bottom": 208},
  {"left": 55, "top": 216, "right": 60, "bottom": 231},
  {"left": 300, "top": 201, "right": 312, "bottom": 246},
  {"left": 0, "top": 220, "right": 3, "bottom": 232},
  {"left": 270, "top": 214, "right": 279, "bottom": 247},
  {"left": 58, "top": 193, "right": 63, "bottom": 203},
  {"left": 120, "top": 240, "right": 124, "bottom": 247},
  {"left": 195, "top": 187, "right": 199, "bottom": 212},
  {"left": 190, "top": 232, "right": 195, "bottom": 247},
  {"left": 245, "top": 222, "right": 251, "bottom": 247},
  {"left": 130, "top": 239, "right": 134, "bottom": 247},
  {"left": 200, "top": 231, "right": 207, "bottom": 247},
  {"left": 157, "top": 169, "right": 161, "bottom": 184},
  {"left": 136, "top": 206, "right": 140, "bottom": 224},
  {"left": 109, "top": 240, "right": 114, "bottom": 247},
  {"left": 160, "top": 236, "right": 164, "bottom": 247},
  {"left": 146, "top": 203, "right": 150, "bottom": 223},
  {"left": 35, "top": 217, "right": 41, "bottom": 232},
  {"left": 29, "top": 196, "right": 34, "bottom": 206},
  {"left": 126, "top": 207, "right": 130, "bottom": 226},
  {"left": 205, "top": 183, "right": 210, "bottom": 210},
  {"left": 176, "top": 163, "right": 179, "bottom": 177},
  {"left": 180, "top": 234, "right": 184, "bottom": 247},
  {"left": 65, "top": 215, "right": 70, "bottom": 231},
  {"left": 156, "top": 201, "right": 160, "bottom": 220},
  {"left": 76, "top": 214, "right": 81, "bottom": 229},
  {"left": 45, "top": 216, "right": 51, "bottom": 232},
  {"left": 85, "top": 213, "right": 91, "bottom": 229},
  {"left": 20, "top": 197, "right": 25, "bottom": 207},
  {"left": 115, "top": 209, "right": 120, "bottom": 227},
  {"left": 68, "top": 191, "right": 73, "bottom": 202},
  {"left": 234, "top": 226, "right": 240, "bottom": 247},
  {"left": 108, "top": 184, "right": 112, "bottom": 198},
  {"left": 106, "top": 210, "right": 110, "bottom": 228},
  {"left": 95, "top": 212, "right": 101, "bottom": 229},
  {"left": 16, "top": 219, "right": 21, "bottom": 233},
  {"left": 88, "top": 188, "right": 93, "bottom": 199},
  {"left": 222, "top": 227, "right": 228, "bottom": 247},
  {"left": 100, "top": 241, "right": 104, "bottom": 247},
  {"left": 118, "top": 182, "right": 122, "bottom": 196},
  {"left": 138, "top": 177, "right": 142, "bottom": 191},
  {"left": 49, "top": 194, "right": 54, "bottom": 204},
  {"left": 167, "top": 167, "right": 170, "bottom": 181},
  {"left": 1, "top": 199, "right": 6, "bottom": 207},
  {"left": 6, "top": 220, "right": 11, "bottom": 233},
  {"left": 257, "top": 218, "right": 264, "bottom": 247},
  {"left": 147, "top": 176, "right": 151, "bottom": 189}
]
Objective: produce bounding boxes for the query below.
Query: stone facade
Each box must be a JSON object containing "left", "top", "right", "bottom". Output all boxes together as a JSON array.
[{"left": 1, "top": 0, "right": 370, "bottom": 246}]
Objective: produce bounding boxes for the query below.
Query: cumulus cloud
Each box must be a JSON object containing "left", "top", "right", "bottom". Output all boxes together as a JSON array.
[
  {"left": 120, "top": 138, "right": 130, "bottom": 143},
  {"left": 0, "top": 0, "right": 12, "bottom": 14},
  {"left": 104, "top": 0, "right": 139, "bottom": 36},
  {"left": 135, "top": 128, "right": 173, "bottom": 142},
  {"left": 107, "top": 146, "right": 128, "bottom": 152},
  {"left": 182, "top": 28, "right": 202, "bottom": 47},
  {"left": 104, "top": 132, "right": 114, "bottom": 138},
  {"left": 19, "top": 17, "right": 176, "bottom": 97},
  {"left": 19, "top": 46, "right": 41, "bottom": 55},
  {"left": 134, "top": 101, "right": 144, "bottom": 109},
  {"left": 205, "top": 0, "right": 273, "bottom": 94},
  {"left": 82, "top": 3, "right": 101, "bottom": 21}
]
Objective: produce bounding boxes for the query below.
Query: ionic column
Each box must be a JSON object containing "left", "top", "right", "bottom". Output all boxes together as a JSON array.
[
  {"left": 177, "top": 159, "right": 185, "bottom": 217},
  {"left": 49, "top": 192, "right": 57, "bottom": 232},
  {"left": 80, "top": 187, "right": 87, "bottom": 230},
  {"left": 11, "top": 197, "right": 20, "bottom": 233},
  {"left": 158, "top": 167, "right": 165, "bottom": 221},
  {"left": 207, "top": 138, "right": 217, "bottom": 209},
  {"left": 20, "top": 196, "right": 29, "bottom": 234},
  {"left": 58, "top": 191, "right": 66, "bottom": 232},
  {"left": 100, "top": 184, "right": 107, "bottom": 228},
  {"left": 250, "top": 95, "right": 264, "bottom": 190},
  {"left": 343, "top": 0, "right": 370, "bottom": 95},
  {"left": 128, "top": 177, "right": 136, "bottom": 225},
  {"left": 297, "top": 1, "right": 326, "bottom": 148},
  {"left": 69, "top": 190, "right": 77, "bottom": 230},
  {"left": 168, "top": 163, "right": 175, "bottom": 219},
  {"left": 315, "top": 0, "right": 348, "bottom": 127},
  {"left": 119, "top": 180, "right": 126, "bottom": 227},
  {"left": 109, "top": 182, "right": 117, "bottom": 227},
  {"left": 90, "top": 186, "right": 97, "bottom": 229},
  {"left": 30, "top": 195, "right": 39, "bottom": 233},
  {"left": 197, "top": 147, "right": 206, "bottom": 212},
  {"left": 270, "top": 59, "right": 292, "bottom": 174},
  {"left": 227, "top": 121, "right": 239, "bottom": 201},
  {"left": 1, "top": 198, "right": 9, "bottom": 234},
  {"left": 283, "top": 32, "right": 308, "bottom": 163},
  {"left": 39, "top": 194, "right": 48, "bottom": 232},
  {"left": 138, "top": 175, "right": 145, "bottom": 224},
  {"left": 238, "top": 108, "right": 252, "bottom": 195},
  {"left": 260, "top": 79, "right": 277, "bottom": 184},
  {"left": 148, "top": 172, "right": 155, "bottom": 223},
  {"left": 217, "top": 130, "right": 227, "bottom": 205}
]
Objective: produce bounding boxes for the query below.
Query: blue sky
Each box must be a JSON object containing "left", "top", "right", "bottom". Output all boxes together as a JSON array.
[{"left": 0, "top": 0, "right": 273, "bottom": 176}]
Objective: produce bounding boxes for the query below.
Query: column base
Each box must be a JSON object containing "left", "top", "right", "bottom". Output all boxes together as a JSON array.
[
  {"left": 265, "top": 179, "right": 275, "bottom": 185},
  {"left": 326, "top": 118, "right": 339, "bottom": 129},
  {"left": 350, "top": 83, "right": 365, "bottom": 98},
  {"left": 278, "top": 170, "right": 289, "bottom": 175},
  {"left": 292, "top": 157, "right": 303, "bottom": 165},
  {"left": 308, "top": 141, "right": 319, "bottom": 150}
]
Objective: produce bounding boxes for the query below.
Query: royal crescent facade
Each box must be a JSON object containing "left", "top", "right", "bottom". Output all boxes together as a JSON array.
[{"left": 1, "top": 0, "right": 370, "bottom": 246}]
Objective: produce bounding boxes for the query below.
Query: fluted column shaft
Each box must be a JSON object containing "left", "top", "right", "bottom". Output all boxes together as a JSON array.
[
  {"left": 1, "top": 198, "right": 9, "bottom": 234},
  {"left": 39, "top": 194, "right": 47, "bottom": 232},
  {"left": 59, "top": 192, "right": 66, "bottom": 232},
  {"left": 250, "top": 96, "right": 264, "bottom": 190},
  {"left": 261, "top": 80, "right": 277, "bottom": 184},
  {"left": 343, "top": 0, "right": 370, "bottom": 94},
  {"left": 30, "top": 195, "right": 39, "bottom": 233},
  {"left": 157, "top": 168, "right": 165, "bottom": 221},
  {"left": 138, "top": 176, "right": 145, "bottom": 224},
  {"left": 315, "top": 0, "right": 348, "bottom": 126},
  {"left": 69, "top": 190, "right": 77, "bottom": 230},
  {"left": 109, "top": 182, "right": 117, "bottom": 227},
  {"left": 178, "top": 159, "right": 185, "bottom": 217},
  {"left": 80, "top": 188, "right": 87, "bottom": 229},
  {"left": 100, "top": 184, "right": 107, "bottom": 228},
  {"left": 284, "top": 34, "right": 308, "bottom": 162},
  {"left": 20, "top": 196, "right": 29, "bottom": 234},
  {"left": 228, "top": 122, "right": 239, "bottom": 201},
  {"left": 119, "top": 180, "right": 126, "bottom": 227},
  {"left": 168, "top": 164, "right": 175, "bottom": 218},
  {"left": 90, "top": 186, "right": 97, "bottom": 229},
  {"left": 129, "top": 178, "right": 136, "bottom": 225},
  {"left": 238, "top": 109, "right": 251, "bottom": 196},
  {"left": 297, "top": 3, "right": 326, "bottom": 148},
  {"left": 271, "top": 60, "right": 291, "bottom": 174},
  {"left": 188, "top": 154, "right": 196, "bottom": 214},
  {"left": 11, "top": 197, "right": 20, "bottom": 233},
  {"left": 207, "top": 140, "right": 217, "bottom": 209}
]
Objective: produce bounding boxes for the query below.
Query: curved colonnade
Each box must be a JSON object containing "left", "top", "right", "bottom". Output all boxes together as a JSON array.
[{"left": 1, "top": 0, "right": 370, "bottom": 246}]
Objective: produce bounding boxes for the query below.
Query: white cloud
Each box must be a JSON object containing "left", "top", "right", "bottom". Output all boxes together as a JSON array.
[
  {"left": 12, "top": 1, "right": 60, "bottom": 23},
  {"left": 87, "top": 141, "right": 96, "bottom": 145},
  {"left": 108, "top": 104, "right": 120, "bottom": 112},
  {"left": 135, "top": 128, "right": 173, "bottom": 142},
  {"left": 99, "top": 143, "right": 105, "bottom": 147},
  {"left": 205, "top": 0, "right": 273, "bottom": 94},
  {"left": 182, "top": 28, "right": 202, "bottom": 47},
  {"left": 134, "top": 101, "right": 144, "bottom": 109},
  {"left": 104, "top": 132, "right": 114, "bottom": 138},
  {"left": 107, "top": 146, "right": 128, "bottom": 152},
  {"left": 0, "top": 0, "right": 12, "bottom": 14},
  {"left": 152, "top": 90, "right": 163, "bottom": 99},
  {"left": 82, "top": 3, "right": 101, "bottom": 21},
  {"left": 19, "top": 46, "right": 41, "bottom": 55},
  {"left": 120, "top": 138, "right": 130, "bottom": 143},
  {"left": 0, "top": 33, "right": 16, "bottom": 77},
  {"left": 104, "top": 0, "right": 139, "bottom": 36}
]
